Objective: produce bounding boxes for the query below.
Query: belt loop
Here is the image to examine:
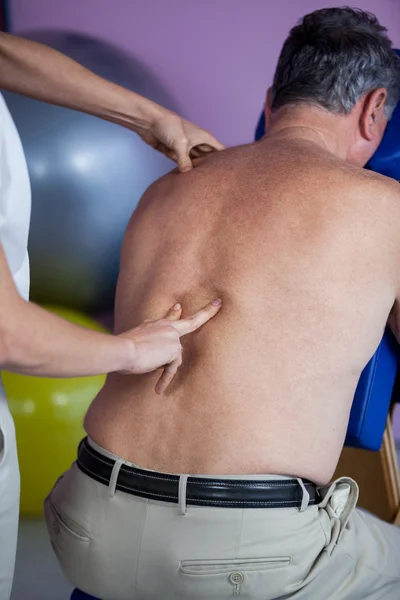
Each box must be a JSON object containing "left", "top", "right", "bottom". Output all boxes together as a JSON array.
[
  {"left": 178, "top": 475, "right": 188, "bottom": 515},
  {"left": 317, "top": 480, "right": 337, "bottom": 509},
  {"left": 108, "top": 459, "right": 124, "bottom": 498},
  {"left": 296, "top": 478, "right": 310, "bottom": 512},
  {"left": 335, "top": 477, "right": 359, "bottom": 542}
]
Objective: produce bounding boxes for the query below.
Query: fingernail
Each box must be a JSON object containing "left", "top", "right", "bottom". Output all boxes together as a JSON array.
[
  {"left": 173, "top": 303, "right": 181, "bottom": 310},
  {"left": 212, "top": 299, "right": 222, "bottom": 306}
]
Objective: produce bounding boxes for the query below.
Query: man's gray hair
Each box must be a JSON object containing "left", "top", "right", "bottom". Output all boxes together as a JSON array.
[{"left": 271, "top": 7, "right": 400, "bottom": 117}]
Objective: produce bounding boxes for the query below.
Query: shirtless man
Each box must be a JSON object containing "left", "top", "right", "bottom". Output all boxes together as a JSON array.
[{"left": 45, "top": 8, "right": 400, "bottom": 600}]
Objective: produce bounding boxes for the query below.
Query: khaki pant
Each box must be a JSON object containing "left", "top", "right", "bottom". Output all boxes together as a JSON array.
[{"left": 45, "top": 439, "right": 400, "bottom": 600}]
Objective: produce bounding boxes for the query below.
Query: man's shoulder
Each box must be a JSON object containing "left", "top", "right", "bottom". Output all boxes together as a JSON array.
[
  {"left": 141, "top": 148, "right": 235, "bottom": 200},
  {"left": 138, "top": 167, "right": 181, "bottom": 207},
  {"left": 357, "top": 168, "right": 400, "bottom": 201},
  {"left": 336, "top": 162, "right": 400, "bottom": 203}
]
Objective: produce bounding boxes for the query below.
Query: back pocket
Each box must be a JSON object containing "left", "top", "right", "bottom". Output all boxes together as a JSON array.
[
  {"left": 44, "top": 495, "right": 91, "bottom": 590},
  {"left": 179, "top": 556, "right": 291, "bottom": 598}
]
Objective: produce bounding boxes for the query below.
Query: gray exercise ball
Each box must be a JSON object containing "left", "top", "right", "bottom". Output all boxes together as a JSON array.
[{"left": 3, "top": 31, "right": 176, "bottom": 312}]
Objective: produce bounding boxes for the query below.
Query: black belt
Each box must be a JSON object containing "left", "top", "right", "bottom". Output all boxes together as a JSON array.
[{"left": 77, "top": 438, "right": 320, "bottom": 509}]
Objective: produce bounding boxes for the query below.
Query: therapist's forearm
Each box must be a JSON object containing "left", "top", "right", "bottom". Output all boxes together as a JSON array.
[
  {"left": 0, "top": 297, "right": 135, "bottom": 378},
  {"left": 0, "top": 32, "right": 162, "bottom": 132}
]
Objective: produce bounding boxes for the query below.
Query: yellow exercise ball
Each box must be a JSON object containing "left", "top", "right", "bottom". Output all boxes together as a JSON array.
[{"left": 2, "top": 306, "right": 107, "bottom": 517}]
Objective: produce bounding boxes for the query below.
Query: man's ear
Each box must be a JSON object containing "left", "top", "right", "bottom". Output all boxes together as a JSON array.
[
  {"left": 265, "top": 87, "right": 273, "bottom": 128},
  {"left": 359, "top": 88, "right": 387, "bottom": 141}
]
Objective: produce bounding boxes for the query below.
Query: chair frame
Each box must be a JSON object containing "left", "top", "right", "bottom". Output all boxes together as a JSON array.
[{"left": 334, "top": 409, "right": 400, "bottom": 523}]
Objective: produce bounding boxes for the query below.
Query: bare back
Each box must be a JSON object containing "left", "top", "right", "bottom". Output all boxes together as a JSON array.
[{"left": 85, "top": 139, "right": 400, "bottom": 485}]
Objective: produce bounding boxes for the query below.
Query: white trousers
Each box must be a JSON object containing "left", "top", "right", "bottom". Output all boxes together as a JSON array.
[{"left": 0, "top": 382, "right": 20, "bottom": 600}]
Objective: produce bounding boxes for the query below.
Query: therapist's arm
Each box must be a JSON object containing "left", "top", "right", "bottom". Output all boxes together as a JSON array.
[
  {"left": 0, "top": 244, "right": 221, "bottom": 391},
  {"left": 0, "top": 246, "right": 132, "bottom": 377},
  {"left": 0, "top": 32, "right": 224, "bottom": 172}
]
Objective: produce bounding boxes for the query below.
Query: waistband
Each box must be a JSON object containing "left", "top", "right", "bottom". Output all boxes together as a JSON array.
[{"left": 77, "top": 437, "right": 320, "bottom": 510}]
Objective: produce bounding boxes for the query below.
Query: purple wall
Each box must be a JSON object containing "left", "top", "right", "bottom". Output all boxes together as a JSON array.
[{"left": 10, "top": 0, "right": 400, "bottom": 147}]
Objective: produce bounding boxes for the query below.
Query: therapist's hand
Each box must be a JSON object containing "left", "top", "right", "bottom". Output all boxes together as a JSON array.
[
  {"left": 0, "top": 33, "right": 224, "bottom": 172},
  {"left": 118, "top": 299, "right": 222, "bottom": 394},
  {"left": 138, "top": 108, "right": 225, "bottom": 173}
]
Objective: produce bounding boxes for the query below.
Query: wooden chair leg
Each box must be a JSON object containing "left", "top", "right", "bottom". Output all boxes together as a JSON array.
[{"left": 334, "top": 416, "right": 400, "bottom": 523}]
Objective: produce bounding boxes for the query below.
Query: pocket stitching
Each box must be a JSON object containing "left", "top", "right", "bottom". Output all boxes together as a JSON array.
[
  {"left": 179, "top": 557, "right": 291, "bottom": 575},
  {"left": 45, "top": 498, "right": 91, "bottom": 543}
]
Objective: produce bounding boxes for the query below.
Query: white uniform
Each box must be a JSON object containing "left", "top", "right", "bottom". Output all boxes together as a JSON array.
[{"left": 0, "top": 93, "right": 31, "bottom": 600}]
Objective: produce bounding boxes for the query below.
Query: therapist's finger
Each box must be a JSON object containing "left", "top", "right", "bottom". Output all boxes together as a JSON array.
[
  {"left": 164, "top": 303, "right": 183, "bottom": 321},
  {"left": 171, "top": 299, "right": 222, "bottom": 337},
  {"left": 155, "top": 353, "right": 182, "bottom": 395},
  {"left": 174, "top": 141, "right": 193, "bottom": 173}
]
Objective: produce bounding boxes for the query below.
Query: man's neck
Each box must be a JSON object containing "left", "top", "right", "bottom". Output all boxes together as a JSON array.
[{"left": 263, "top": 105, "right": 356, "bottom": 161}]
